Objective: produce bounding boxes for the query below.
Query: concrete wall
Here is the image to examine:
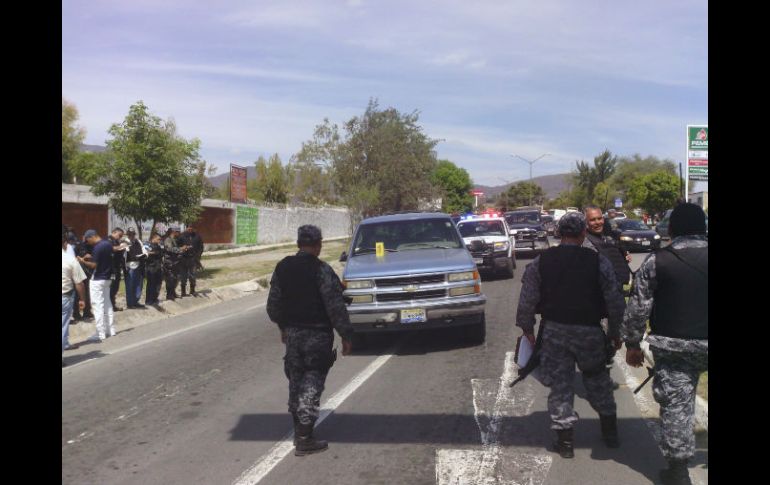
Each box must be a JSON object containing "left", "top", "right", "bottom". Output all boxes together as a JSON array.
[
  {"left": 255, "top": 205, "right": 351, "bottom": 245},
  {"left": 62, "top": 184, "right": 351, "bottom": 246}
]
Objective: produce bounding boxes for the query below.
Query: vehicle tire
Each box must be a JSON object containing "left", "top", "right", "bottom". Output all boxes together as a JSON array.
[
  {"left": 504, "top": 257, "right": 514, "bottom": 279},
  {"left": 511, "top": 252, "right": 517, "bottom": 269},
  {"left": 351, "top": 333, "right": 367, "bottom": 350},
  {"left": 466, "top": 314, "right": 486, "bottom": 345}
]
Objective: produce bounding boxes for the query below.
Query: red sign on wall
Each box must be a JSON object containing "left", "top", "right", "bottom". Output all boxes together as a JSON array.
[{"left": 230, "top": 164, "right": 248, "bottom": 203}]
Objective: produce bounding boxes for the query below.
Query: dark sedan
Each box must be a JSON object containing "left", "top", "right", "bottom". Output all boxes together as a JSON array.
[{"left": 612, "top": 219, "right": 661, "bottom": 252}]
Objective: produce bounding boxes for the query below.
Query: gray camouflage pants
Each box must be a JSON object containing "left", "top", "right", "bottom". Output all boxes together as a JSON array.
[
  {"left": 651, "top": 345, "right": 708, "bottom": 460},
  {"left": 539, "top": 321, "right": 616, "bottom": 430},
  {"left": 283, "top": 327, "right": 335, "bottom": 426}
]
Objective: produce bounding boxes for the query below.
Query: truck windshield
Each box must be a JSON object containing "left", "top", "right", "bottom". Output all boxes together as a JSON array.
[
  {"left": 505, "top": 212, "right": 540, "bottom": 225},
  {"left": 352, "top": 219, "right": 463, "bottom": 255},
  {"left": 457, "top": 220, "right": 506, "bottom": 237}
]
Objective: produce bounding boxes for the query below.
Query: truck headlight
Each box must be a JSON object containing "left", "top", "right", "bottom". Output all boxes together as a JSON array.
[
  {"left": 345, "top": 279, "right": 374, "bottom": 289},
  {"left": 448, "top": 271, "right": 478, "bottom": 282},
  {"left": 537, "top": 231, "right": 547, "bottom": 238},
  {"left": 653, "top": 234, "right": 661, "bottom": 239},
  {"left": 493, "top": 241, "right": 509, "bottom": 251},
  {"left": 620, "top": 236, "right": 633, "bottom": 241},
  {"left": 449, "top": 286, "right": 477, "bottom": 297},
  {"left": 349, "top": 294, "right": 373, "bottom": 304}
]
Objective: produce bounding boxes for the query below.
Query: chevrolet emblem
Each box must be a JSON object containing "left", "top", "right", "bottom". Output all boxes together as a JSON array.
[{"left": 404, "top": 285, "right": 419, "bottom": 292}]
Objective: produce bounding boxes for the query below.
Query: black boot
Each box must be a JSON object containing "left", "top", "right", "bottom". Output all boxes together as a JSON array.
[
  {"left": 552, "top": 428, "right": 574, "bottom": 458},
  {"left": 180, "top": 283, "right": 188, "bottom": 297},
  {"left": 190, "top": 282, "right": 197, "bottom": 296},
  {"left": 659, "top": 458, "right": 692, "bottom": 485},
  {"left": 294, "top": 422, "right": 328, "bottom": 456},
  {"left": 599, "top": 414, "right": 620, "bottom": 448},
  {"left": 291, "top": 413, "right": 300, "bottom": 445}
]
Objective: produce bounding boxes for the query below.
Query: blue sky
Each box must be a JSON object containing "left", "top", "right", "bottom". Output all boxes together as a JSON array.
[{"left": 63, "top": 0, "right": 708, "bottom": 190}]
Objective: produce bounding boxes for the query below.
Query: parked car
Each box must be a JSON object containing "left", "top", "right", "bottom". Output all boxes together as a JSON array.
[
  {"left": 339, "top": 212, "right": 487, "bottom": 345},
  {"left": 456, "top": 215, "right": 516, "bottom": 278},
  {"left": 541, "top": 215, "right": 556, "bottom": 236},
  {"left": 655, "top": 209, "right": 674, "bottom": 239},
  {"left": 611, "top": 218, "right": 661, "bottom": 252},
  {"left": 504, "top": 209, "right": 550, "bottom": 254}
]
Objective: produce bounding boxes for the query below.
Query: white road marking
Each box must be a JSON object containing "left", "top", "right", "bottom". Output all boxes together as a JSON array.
[
  {"left": 437, "top": 352, "right": 552, "bottom": 485},
  {"left": 232, "top": 352, "right": 396, "bottom": 485},
  {"left": 63, "top": 303, "right": 265, "bottom": 370}
]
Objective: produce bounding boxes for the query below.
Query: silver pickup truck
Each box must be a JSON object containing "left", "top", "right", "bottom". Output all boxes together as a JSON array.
[{"left": 339, "top": 212, "right": 487, "bottom": 345}]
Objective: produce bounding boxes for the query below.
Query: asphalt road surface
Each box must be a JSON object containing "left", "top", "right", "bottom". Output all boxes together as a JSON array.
[{"left": 62, "top": 243, "right": 704, "bottom": 485}]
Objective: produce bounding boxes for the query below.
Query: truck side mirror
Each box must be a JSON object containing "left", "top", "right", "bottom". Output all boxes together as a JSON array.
[{"left": 339, "top": 251, "right": 348, "bottom": 262}]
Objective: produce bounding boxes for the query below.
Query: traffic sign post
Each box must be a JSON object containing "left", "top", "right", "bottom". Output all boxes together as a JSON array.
[{"left": 686, "top": 125, "right": 708, "bottom": 199}]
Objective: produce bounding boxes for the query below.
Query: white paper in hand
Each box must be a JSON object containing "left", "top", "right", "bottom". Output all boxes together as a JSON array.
[{"left": 515, "top": 335, "right": 534, "bottom": 368}]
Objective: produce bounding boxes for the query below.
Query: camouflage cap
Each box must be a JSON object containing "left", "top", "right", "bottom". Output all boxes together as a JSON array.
[
  {"left": 297, "top": 224, "right": 323, "bottom": 245},
  {"left": 558, "top": 212, "right": 587, "bottom": 237}
]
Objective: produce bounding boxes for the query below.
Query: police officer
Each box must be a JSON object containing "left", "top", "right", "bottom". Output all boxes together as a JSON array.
[
  {"left": 163, "top": 227, "right": 185, "bottom": 301},
  {"left": 622, "top": 203, "right": 707, "bottom": 485},
  {"left": 144, "top": 232, "right": 164, "bottom": 305},
  {"left": 266, "top": 225, "right": 354, "bottom": 456},
  {"left": 178, "top": 224, "right": 204, "bottom": 297},
  {"left": 583, "top": 205, "right": 632, "bottom": 289},
  {"left": 108, "top": 228, "right": 128, "bottom": 310},
  {"left": 516, "top": 212, "right": 626, "bottom": 458}
]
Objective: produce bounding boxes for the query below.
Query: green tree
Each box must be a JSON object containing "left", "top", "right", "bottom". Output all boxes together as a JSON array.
[
  {"left": 608, "top": 154, "right": 676, "bottom": 201},
  {"left": 252, "top": 154, "right": 290, "bottom": 203},
  {"left": 62, "top": 98, "right": 86, "bottom": 183},
  {"left": 69, "top": 101, "right": 214, "bottom": 240},
  {"left": 431, "top": 159, "right": 474, "bottom": 213},
  {"left": 572, "top": 149, "right": 618, "bottom": 208},
  {"left": 497, "top": 181, "right": 545, "bottom": 210},
  {"left": 295, "top": 98, "right": 439, "bottom": 219},
  {"left": 627, "top": 171, "right": 681, "bottom": 216}
]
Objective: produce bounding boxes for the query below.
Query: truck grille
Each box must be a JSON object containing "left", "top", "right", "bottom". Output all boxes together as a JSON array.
[
  {"left": 375, "top": 274, "right": 446, "bottom": 287},
  {"left": 377, "top": 289, "right": 446, "bottom": 302}
]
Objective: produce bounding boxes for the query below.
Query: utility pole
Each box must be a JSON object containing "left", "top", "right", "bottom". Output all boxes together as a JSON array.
[{"left": 512, "top": 153, "right": 550, "bottom": 206}]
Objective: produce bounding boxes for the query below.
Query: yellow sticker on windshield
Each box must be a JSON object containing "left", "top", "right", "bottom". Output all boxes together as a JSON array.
[{"left": 375, "top": 242, "right": 385, "bottom": 257}]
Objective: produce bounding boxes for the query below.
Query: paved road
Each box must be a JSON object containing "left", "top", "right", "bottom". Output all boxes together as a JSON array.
[{"left": 62, "top": 246, "right": 702, "bottom": 485}]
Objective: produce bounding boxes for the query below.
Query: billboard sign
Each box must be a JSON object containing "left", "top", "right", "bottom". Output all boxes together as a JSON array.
[
  {"left": 686, "top": 125, "right": 708, "bottom": 191},
  {"left": 235, "top": 205, "right": 258, "bottom": 244},
  {"left": 230, "top": 164, "right": 248, "bottom": 204}
]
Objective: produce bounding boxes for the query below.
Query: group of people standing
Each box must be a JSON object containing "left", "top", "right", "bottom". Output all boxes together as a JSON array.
[
  {"left": 516, "top": 202, "right": 708, "bottom": 485},
  {"left": 61, "top": 224, "right": 204, "bottom": 354}
]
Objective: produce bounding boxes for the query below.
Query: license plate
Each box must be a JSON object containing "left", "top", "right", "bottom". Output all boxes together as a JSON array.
[
  {"left": 400, "top": 308, "right": 426, "bottom": 324},
  {"left": 641, "top": 241, "right": 650, "bottom": 246},
  {"left": 473, "top": 258, "right": 484, "bottom": 264}
]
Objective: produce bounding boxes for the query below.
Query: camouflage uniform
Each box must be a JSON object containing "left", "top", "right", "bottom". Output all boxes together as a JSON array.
[
  {"left": 622, "top": 235, "right": 708, "bottom": 461},
  {"left": 267, "top": 249, "right": 353, "bottom": 426},
  {"left": 517, "top": 240, "right": 626, "bottom": 430}
]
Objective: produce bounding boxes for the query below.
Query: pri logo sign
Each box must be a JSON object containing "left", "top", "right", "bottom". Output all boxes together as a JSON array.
[{"left": 689, "top": 126, "right": 708, "bottom": 149}]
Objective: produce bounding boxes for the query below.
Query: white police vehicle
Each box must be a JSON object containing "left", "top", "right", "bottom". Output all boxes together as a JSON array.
[{"left": 456, "top": 213, "right": 516, "bottom": 278}]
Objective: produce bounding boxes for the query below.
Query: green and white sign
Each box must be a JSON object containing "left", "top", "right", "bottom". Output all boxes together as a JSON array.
[
  {"left": 688, "top": 126, "right": 708, "bottom": 151},
  {"left": 235, "top": 205, "right": 258, "bottom": 245}
]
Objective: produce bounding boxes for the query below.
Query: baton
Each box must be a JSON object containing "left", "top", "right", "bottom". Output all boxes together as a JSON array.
[{"left": 633, "top": 366, "right": 654, "bottom": 394}]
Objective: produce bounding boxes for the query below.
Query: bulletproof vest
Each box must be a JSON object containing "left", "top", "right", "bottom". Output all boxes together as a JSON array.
[
  {"left": 146, "top": 242, "right": 163, "bottom": 271},
  {"left": 275, "top": 254, "right": 331, "bottom": 327},
  {"left": 538, "top": 245, "right": 604, "bottom": 326},
  {"left": 650, "top": 246, "right": 708, "bottom": 339},
  {"left": 586, "top": 232, "right": 630, "bottom": 287}
]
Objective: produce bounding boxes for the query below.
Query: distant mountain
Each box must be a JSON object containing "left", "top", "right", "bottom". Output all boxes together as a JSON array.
[
  {"left": 475, "top": 173, "right": 573, "bottom": 201},
  {"left": 80, "top": 144, "right": 107, "bottom": 153}
]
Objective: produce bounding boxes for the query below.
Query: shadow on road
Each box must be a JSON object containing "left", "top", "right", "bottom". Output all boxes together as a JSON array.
[
  {"left": 63, "top": 350, "right": 107, "bottom": 366},
  {"left": 229, "top": 411, "right": 667, "bottom": 483},
  {"left": 350, "top": 328, "right": 483, "bottom": 356}
]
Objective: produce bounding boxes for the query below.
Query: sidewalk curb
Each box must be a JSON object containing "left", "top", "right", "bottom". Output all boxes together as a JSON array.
[{"left": 640, "top": 341, "right": 708, "bottom": 431}]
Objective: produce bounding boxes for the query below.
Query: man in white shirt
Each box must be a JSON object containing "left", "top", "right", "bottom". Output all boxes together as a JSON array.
[{"left": 62, "top": 225, "right": 87, "bottom": 366}]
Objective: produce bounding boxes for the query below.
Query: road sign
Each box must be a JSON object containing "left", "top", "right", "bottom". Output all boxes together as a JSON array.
[
  {"left": 686, "top": 125, "right": 708, "bottom": 195},
  {"left": 471, "top": 190, "right": 484, "bottom": 196},
  {"left": 614, "top": 198, "right": 622, "bottom": 208}
]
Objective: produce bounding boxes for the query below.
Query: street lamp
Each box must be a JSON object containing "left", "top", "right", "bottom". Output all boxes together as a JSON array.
[{"left": 511, "top": 153, "right": 550, "bottom": 206}]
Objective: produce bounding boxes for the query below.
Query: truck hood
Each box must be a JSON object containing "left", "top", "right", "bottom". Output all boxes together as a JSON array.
[{"left": 343, "top": 248, "right": 474, "bottom": 279}]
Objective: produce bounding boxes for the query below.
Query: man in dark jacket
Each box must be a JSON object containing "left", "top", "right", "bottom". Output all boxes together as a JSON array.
[
  {"left": 516, "top": 212, "right": 626, "bottom": 458},
  {"left": 622, "top": 203, "right": 707, "bottom": 485},
  {"left": 124, "top": 228, "right": 147, "bottom": 309},
  {"left": 108, "top": 228, "right": 128, "bottom": 311},
  {"left": 163, "top": 227, "right": 185, "bottom": 301},
  {"left": 178, "top": 224, "right": 204, "bottom": 297},
  {"left": 266, "top": 225, "right": 354, "bottom": 456},
  {"left": 144, "top": 232, "right": 164, "bottom": 305},
  {"left": 583, "top": 205, "right": 631, "bottom": 290}
]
